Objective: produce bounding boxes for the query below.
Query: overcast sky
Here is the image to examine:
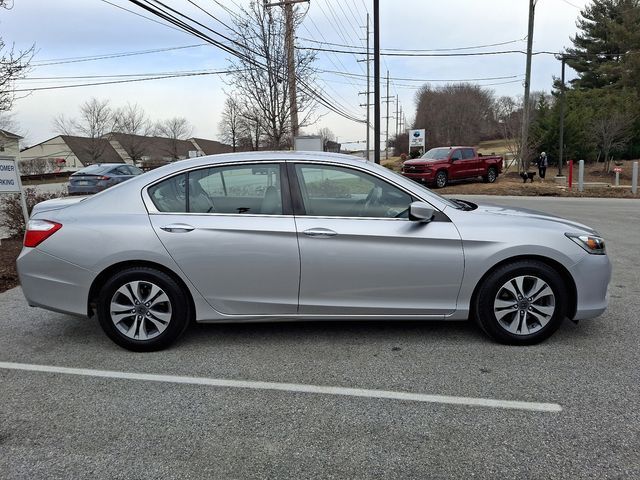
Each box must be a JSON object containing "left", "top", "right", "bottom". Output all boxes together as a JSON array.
[{"left": 3, "top": 0, "right": 590, "bottom": 148}]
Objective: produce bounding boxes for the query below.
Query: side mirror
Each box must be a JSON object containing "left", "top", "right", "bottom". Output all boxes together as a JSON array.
[{"left": 409, "top": 201, "right": 435, "bottom": 223}]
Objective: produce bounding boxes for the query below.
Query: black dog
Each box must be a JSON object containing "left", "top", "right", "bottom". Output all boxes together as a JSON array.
[{"left": 520, "top": 171, "right": 537, "bottom": 183}]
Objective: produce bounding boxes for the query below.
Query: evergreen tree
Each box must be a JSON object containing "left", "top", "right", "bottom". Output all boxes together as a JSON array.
[{"left": 565, "top": 0, "right": 640, "bottom": 91}]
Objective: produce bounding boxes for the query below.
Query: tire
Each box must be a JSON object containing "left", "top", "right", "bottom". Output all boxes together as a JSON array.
[
  {"left": 473, "top": 260, "right": 567, "bottom": 345},
  {"left": 97, "top": 267, "right": 190, "bottom": 351},
  {"left": 483, "top": 167, "right": 498, "bottom": 183},
  {"left": 435, "top": 170, "right": 448, "bottom": 188}
]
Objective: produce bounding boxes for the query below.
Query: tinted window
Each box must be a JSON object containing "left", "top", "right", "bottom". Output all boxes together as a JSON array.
[
  {"left": 451, "top": 150, "right": 462, "bottom": 160},
  {"left": 462, "top": 148, "right": 475, "bottom": 159},
  {"left": 129, "top": 165, "right": 144, "bottom": 175},
  {"left": 75, "top": 164, "right": 112, "bottom": 175},
  {"left": 113, "top": 166, "right": 130, "bottom": 175},
  {"left": 189, "top": 164, "right": 282, "bottom": 214},
  {"left": 295, "top": 164, "right": 412, "bottom": 218},
  {"left": 148, "top": 173, "right": 187, "bottom": 212},
  {"left": 148, "top": 164, "right": 283, "bottom": 215}
]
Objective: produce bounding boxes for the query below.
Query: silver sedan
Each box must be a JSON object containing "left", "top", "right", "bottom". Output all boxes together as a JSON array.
[{"left": 17, "top": 152, "right": 611, "bottom": 351}]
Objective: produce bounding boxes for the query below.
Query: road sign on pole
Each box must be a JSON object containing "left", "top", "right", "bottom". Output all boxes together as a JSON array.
[
  {"left": 0, "top": 155, "right": 29, "bottom": 226},
  {"left": 409, "top": 129, "right": 426, "bottom": 153}
]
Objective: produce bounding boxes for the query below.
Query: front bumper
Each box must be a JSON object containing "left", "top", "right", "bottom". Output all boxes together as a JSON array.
[
  {"left": 401, "top": 171, "right": 435, "bottom": 182},
  {"left": 569, "top": 253, "right": 612, "bottom": 320},
  {"left": 16, "top": 247, "right": 95, "bottom": 317}
]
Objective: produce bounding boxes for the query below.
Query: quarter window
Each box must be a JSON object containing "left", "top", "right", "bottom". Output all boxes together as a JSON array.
[{"left": 295, "top": 164, "right": 413, "bottom": 218}]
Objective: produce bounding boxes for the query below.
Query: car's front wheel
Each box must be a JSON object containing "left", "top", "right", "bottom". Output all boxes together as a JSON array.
[
  {"left": 97, "top": 267, "right": 190, "bottom": 351},
  {"left": 473, "top": 260, "right": 567, "bottom": 345},
  {"left": 435, "top": 171, "right": 448, "bottom": 188}
]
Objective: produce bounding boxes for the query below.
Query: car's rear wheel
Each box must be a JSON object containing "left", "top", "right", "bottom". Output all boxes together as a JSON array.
[
  {"left": 483, "top": 167, "right": 498, "bottom": 183},
  {"left": 473, "top": 260, "right": 567, "bottom": 345},
  {"left": 435, "top": 171, "right": 448, "bottom": 188},
  {"left": 97, "top": 267, "right": 190, "bottom": 351}
]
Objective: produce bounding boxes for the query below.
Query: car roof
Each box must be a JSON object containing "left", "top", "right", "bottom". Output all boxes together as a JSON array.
[{"left": 145, "top": 151, "right": 368, "bottom": 176}]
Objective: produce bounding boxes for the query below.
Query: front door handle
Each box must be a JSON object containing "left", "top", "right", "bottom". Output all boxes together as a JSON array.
[
  {"left": 303, "top": 228, "right": 337, "bottom": 238},
  {"left": 160, "top": 223, "right": 195, "bottom": 233}
]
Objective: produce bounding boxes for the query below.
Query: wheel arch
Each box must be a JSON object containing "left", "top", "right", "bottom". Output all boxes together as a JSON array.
[
  {"left": 469, "top": 255, "right": 577, "bottom": 320},
  {"left": 88, "top": 260, "right": 196, "bottom": 320}
]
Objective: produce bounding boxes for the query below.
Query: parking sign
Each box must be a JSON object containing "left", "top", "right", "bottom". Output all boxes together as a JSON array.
[{"left": 0, "top": 157, "right": 21, "bottom": 193}]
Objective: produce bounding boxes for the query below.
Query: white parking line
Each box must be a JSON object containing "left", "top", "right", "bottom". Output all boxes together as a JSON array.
[{"left": 0, "top": 361, "right": 562, "bottom": 413}]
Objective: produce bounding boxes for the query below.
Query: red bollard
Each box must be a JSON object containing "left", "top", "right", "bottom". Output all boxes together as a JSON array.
[{"left": 568, "top": 160, "right": 573, "bottom": 190}]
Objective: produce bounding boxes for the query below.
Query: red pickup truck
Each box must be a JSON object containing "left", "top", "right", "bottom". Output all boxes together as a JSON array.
[{"left": 401, "top": 146, "right": 503, "bottom": 188}]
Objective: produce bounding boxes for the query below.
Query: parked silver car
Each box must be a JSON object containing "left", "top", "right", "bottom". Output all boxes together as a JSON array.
[{"left": 17, "top": 152, "right": 611, "bottom": 351}]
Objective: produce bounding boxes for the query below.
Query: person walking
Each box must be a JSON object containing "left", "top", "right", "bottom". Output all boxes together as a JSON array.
[{"left": 537, "top": 151, "right": 549, "bottom": 182}]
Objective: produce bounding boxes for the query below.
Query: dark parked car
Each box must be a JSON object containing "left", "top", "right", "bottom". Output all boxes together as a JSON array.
[{"left": 68, "top": 163, "right": 143, "bottom": 195}]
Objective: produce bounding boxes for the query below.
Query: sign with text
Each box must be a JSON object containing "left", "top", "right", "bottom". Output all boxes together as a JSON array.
[
  {"left": 0, "top": 157, "right": 20, "bottom": 193},
  {"left": 409, "top": 129, "right": 426, "bottom": 149}
]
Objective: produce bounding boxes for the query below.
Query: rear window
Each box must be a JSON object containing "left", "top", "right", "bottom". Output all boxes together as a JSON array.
[{"left": 74, "top": 164, "right": 112, "bottom": 175}]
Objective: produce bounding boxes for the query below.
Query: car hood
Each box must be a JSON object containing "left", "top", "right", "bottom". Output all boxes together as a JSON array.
[
  {"left": 472, "top": 202, "right": 598, "bottom": 234},
  {"left": 31, "top": 196, "right": 88, "bottom": 216},
  {"left": 404, "top": 159, "right": 447, "bottom": 166}
]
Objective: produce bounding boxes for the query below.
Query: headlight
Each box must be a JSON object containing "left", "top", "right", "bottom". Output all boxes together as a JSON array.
[{"left": 565, "top": 233, "right": 606, "bottom": 255}]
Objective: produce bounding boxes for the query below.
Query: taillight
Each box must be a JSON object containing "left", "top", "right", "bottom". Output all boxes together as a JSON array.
[
  {"left": 100, "top": 176, "right": 111, "bottom": 181},
  {"left": 24, "top": 220, "right": 62, "bottom": 248}
]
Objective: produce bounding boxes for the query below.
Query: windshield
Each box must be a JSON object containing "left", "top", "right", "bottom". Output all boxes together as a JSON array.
[
  {"left": 75, "top": 164, "right": 113, "bottom": 175},
  {"left": 421, "top": 148, "right": 451, "bottom": 160}
]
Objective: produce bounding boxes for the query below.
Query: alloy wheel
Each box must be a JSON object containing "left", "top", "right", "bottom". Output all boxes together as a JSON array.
[
  {"left": 109, "top": 281, "right": 172, "bottom": 340},
  {"left": 493, "top": 275, "right": 555, "bottom": 335}
]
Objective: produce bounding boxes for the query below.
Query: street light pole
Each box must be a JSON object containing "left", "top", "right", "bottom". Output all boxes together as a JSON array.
[{"left": 558, "top": 56, "right": 566, "bottom": 177}]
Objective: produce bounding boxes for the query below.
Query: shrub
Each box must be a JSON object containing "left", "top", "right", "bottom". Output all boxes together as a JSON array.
[{"left": 0, "top": 188, "right": 65, "bottom": 238}]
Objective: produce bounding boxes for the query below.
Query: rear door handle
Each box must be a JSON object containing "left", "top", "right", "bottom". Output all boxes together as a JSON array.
[
  {"left": 303, "top": 228, "right": 337, "bottom": 238},
  {"left": 160, "top": 223, "right": 195, "bottom": 233}
]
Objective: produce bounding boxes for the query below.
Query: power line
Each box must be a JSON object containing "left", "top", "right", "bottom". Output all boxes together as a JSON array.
[
  {"left": 32, "top": 43, "right": 208, "bottom": 66},
  {"left": 318, "top": 69, "right": 524, "bottom": 83},
  {"left": 99, "top": 0, "right": 187, "bottom": 33},
  {"left": 13, "top": 70, "right": 238, "bottom": 93},
  {"left": 297, "top": 36, "right": 527, "bottom": 52},
  {"left": 299, "top": 45, "right": 558, "bottom": 57}
]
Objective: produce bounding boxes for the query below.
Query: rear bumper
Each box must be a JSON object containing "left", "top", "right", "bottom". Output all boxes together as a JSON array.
[
  {"left": 569, "top": 253, "right": 612, "bottom": 320},
  {"left": 16, "top": 247, "right": 95, "bottom": 317},
  {"left": 67, "top": 184, "right": 105, "bottom": 195}
]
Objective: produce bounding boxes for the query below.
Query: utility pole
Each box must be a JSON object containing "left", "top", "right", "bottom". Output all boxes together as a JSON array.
[
  {"left": 558, "top": 55, "right": 566, "bottom": 177},
  {"left": 264, "top": 0, "right": 309, "bottom": 147},
  {"left": 395, "top": 94, "right": 399, "bottom": 138},
  {"left": 385, "top": 70, "right": 390, "bottom": 160},
  {"left": 520, "top": 0, "right": 536, "bottom": 172},
  {"left": 373, "top": 0, "right": 380, "bottom": 164},
  {"left": 360, "top": 13, "right": 371, "bottom": 161}
]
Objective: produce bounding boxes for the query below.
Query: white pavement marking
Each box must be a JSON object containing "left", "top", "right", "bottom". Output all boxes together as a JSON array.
[{"left": 0, "top": 361, "right": 562, "bottom": 413}]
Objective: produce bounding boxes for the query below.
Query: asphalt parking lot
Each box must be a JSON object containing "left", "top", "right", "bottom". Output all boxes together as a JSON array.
[{"left": 1, "top": 195, "right": 639, "bottom": 479}]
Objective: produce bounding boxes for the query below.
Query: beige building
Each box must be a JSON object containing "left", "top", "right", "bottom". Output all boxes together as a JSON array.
[
  {"left": 20, "top": 133, "right": 233, "bottom": 172},
  {"left": 0, "top": 129, "right": 22, "bottom": 159}
]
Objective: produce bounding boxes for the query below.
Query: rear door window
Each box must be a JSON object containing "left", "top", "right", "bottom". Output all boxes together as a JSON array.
[
  {"left": 462, "top": 148, "right": 475, "bottom": 159},
  {"left": 147, "top": 164, "right": 284, "bottom": 215}
]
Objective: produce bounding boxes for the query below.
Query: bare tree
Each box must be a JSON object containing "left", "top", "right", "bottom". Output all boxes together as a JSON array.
[
  {"left": 112, "top": 103, "right": 153, "bottom": 163},
  {"left": 413, "top": 83, "right": 496, "bottom": 149},
  {"left": 495, "top": 96, "right": 523, "bottom": 172},
  {"left": 218, "top": 95, "right": 242, "bottom": 152},
  {"left": 53, "top": 98, "right": 115, "bottom": 164},
  {"left": 590, "top": 111, "right": 636, "bottom": 172},
  {"left": 227, "top": 1, "right": 316, "bottom": 149},
  {"left": 0, "top": 1, "right": 34, "bottom": 113},
  {"left": 154, "top": 117, "right": 193, "bottom": 160}
]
